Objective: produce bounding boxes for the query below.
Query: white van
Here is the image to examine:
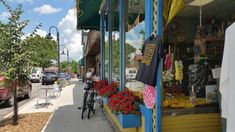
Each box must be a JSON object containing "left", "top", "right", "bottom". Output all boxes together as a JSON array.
[
  {"left": 126, "top": 68, "right": 137, "bottom": 80},
  {"left": 29, "top": 67, "right": 43, "bottom": 83}
]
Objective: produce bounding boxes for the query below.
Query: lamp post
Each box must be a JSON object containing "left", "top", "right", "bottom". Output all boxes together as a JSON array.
[
  {"left": 61, "top": 47, "right": 69, "bottom": 74},
  {"left": 47, "top": 26, "right": 60, "bottom": 73}
]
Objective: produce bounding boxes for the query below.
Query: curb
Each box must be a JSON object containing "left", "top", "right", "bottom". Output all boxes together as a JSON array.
[
  {"left": 40, "top": 112, "right": 54, "bottom": 132},
  {"left": 3, "top": 97, "right": 38, "bottom": 119}
]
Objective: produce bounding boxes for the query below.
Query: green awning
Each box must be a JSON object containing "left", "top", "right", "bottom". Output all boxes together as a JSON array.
[
  {"left": 76, "top": 0, "right": 102, "bottom": 30},
  {"left": 78, "top": 57, "right": 85, "bottom": 66},
  {"left": 76, "top": 0, "right": 145, "bottom": 31}
]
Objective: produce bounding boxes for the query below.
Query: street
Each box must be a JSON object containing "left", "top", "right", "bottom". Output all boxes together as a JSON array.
[{"left": 0, "top": 83, "right": 53, "bottom": 121}]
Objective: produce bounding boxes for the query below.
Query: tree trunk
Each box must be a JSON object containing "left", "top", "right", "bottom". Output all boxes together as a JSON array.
[{"left": 12, "top": 82, "right": 18, "bottom": 125}]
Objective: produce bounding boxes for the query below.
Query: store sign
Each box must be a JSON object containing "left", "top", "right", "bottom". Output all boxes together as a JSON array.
[{"left": 143, "top": 85, "right": 156, "bottom": 109}]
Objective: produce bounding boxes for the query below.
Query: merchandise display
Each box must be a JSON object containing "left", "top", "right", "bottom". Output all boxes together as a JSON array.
[
  {"left": 135, "top": 35, "right": 163, "bottom": 87},
  {"left": 162, "top": 17, "right": 227, "bottom": 110}
]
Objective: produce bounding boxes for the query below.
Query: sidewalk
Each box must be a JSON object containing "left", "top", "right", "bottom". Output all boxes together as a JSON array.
[{"left": 18, "top": 79, "right": 115, "bottom": 132}]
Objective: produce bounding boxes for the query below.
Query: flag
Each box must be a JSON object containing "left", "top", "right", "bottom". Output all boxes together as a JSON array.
[
  {"left": 163, "top": 0, "right": 172, "bottom": 20},
  {"left": 164, "top": 0, "right": 185, "bottom": 24}
]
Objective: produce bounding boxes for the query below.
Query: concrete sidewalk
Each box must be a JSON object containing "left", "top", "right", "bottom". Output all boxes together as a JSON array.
[{"left": 42, "top": 80, "right": 115, "bottom": 132}]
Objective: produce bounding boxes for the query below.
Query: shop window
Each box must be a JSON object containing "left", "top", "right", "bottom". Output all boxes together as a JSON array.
[
  {"left": 125, "top": 0, "right": 145, "bottom": 99},
  {"left": 161, "top": 2, "right": 233, "bottom": 114},
  {"left": 104, "top": 30, "right": 109, "bottom": 79}
]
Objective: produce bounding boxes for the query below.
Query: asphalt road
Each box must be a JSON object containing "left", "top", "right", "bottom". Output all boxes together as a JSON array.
[{"left": 0, "top": 82, "right": 52, "bottom": 121}]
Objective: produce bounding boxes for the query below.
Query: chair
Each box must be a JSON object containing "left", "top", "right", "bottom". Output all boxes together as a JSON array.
[
  {"left": 36, "top": 89, "right": 51, "bottom": 108},
  {"left": 49, "top": 83, "right": 61, "bottom": 98}
]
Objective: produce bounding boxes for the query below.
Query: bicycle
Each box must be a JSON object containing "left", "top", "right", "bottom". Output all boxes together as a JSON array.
[
  {"left": 80, "top": 80, "right": 104, "bottom": 119},
  {"left": 81, "top": 80, "right": 96, "bottom": 119}
]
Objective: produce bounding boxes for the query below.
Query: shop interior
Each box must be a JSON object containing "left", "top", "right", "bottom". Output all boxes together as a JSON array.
[{"left": 162, "top": 0, "right": 235, "bottom": 111}]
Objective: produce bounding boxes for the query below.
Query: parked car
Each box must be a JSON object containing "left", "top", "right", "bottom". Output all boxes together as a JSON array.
[
  {"left": 0, "top": 76, "right": 32, "bottom": 106},
  {"left": 29, "top": 67, "right": 43, "bottom": 83},
  {"left": 42, "top": 72, "right": 58, "bottom": 85},
  {"left": 65, "top": 74, "right": 71, "bottom": 83}
]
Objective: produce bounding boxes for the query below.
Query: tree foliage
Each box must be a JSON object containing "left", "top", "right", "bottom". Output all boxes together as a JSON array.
[
  {"left": 0, "top": 0, "right": 39, "bottom": 125},
  {"left": 105, "top": 39, "right": 136, "bottom": 74},
  {"left": 60, "top": 60, "right": 78, "bottom": 74},
  {"left": 70, "top": 60, "right": 78, "bottom": 74},
  {"left": 25, "top": 35, "right": 57, "bottom": 69}
]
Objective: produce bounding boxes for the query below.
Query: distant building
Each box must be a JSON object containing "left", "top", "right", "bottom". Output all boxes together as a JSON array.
[{"left": 44, "top": 66, "right": 58, "bottom": 73}]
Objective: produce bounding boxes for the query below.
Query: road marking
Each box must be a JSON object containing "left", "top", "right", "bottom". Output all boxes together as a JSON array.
[{"left": 3, "top": 97, "right": 38, "bottom": 119}]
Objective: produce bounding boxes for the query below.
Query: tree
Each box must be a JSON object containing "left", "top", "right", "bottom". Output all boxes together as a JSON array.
[
  {"left": 26, "top": 35, "right": 57, "bottom": 69},
  {"left": 60, "top": 60, "right": 78, "bottom": 74},
  {"left": 70, "top": 60, "right": 78, "bottom": 74},
  {"left": 105, "top": 39, "right": 136, "bottom": 74},
  {"left": 0, "top": 1, "right": 39, "bottom": 125},
  {"left": 60, "top": 61, "right": 68, "bottom": 72}
]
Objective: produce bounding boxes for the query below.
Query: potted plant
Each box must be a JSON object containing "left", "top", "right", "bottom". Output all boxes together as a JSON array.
[
  {"left": 97, "top": 82, "right": 118, "bottom": 104},
  {"left": 94, "top": 80, "right": 108, "bottom": 91},
  {"left": 108, "top": 90, "right": 141, "bottom": 128}
]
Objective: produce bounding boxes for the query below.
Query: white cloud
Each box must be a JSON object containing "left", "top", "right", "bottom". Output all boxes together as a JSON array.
[
  {"left": 35, "top": 29, "right": 56, "bottom": 40},
  {"left": 33, "top": 4, "right": 63, "bottom": 15},
  {"left": 21, "top": 33, "right": 30, "bottom": 40},
  {"left": 58, "top": 9, "right": 82, "bottom": 61},
  {"left": 0, "top": 11, "right": 10, "bottom": 21},
  {"left": 35, "top": 29, "right": 47, "bottom": 37}
]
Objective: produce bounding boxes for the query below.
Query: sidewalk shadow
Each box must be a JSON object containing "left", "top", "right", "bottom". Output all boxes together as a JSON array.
[{"left": 44, "top": 80, "right": 115, "bottom": 132}]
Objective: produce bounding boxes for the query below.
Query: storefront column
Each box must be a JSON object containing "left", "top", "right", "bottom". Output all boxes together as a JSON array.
[
  {"left": 119, "top": 0, "right": 127, "bottom": 91},
  {"left": 108, "top": 0, "right": 113, "bottom": 83},
  {"left": 145, "top": 0, "right": 153, "bottom": 39},
  {"left": 156, "top": 0, "right": 163, "bottom": 132},
  {"left": 100, "top": 12, "right": 105, "bottom": 80},
  {"left": 144, "top": 0, "right": 154, "bottom": 132}
]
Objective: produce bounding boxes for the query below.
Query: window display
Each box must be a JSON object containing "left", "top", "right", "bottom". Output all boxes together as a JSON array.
[{"left": 161, "top": 16, "right": 233, "bottom": 110}]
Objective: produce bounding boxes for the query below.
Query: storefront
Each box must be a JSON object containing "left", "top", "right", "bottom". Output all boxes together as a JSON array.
[{"left": 77, "top": 0, "right": 235, "bottom": 131}]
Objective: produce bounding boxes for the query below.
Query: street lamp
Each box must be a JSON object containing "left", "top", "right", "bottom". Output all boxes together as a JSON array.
[
  {"left": 47, "top": 26, "right": 60, "bottom": 73},
  {"left": 61, "top": 47, "right": 69, "bottom": 74}
]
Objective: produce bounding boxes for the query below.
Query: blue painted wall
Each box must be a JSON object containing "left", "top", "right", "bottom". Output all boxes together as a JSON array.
[{"left": 144, "top": 0, "right": 154, "bottom": 132}]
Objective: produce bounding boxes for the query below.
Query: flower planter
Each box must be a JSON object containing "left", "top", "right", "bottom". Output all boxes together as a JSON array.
[
  {"left": 117, "top": 113, "right": 141, "bottom": 128},
  {"left": 103, "top": 97, "right": 109, "bottom": 105}
]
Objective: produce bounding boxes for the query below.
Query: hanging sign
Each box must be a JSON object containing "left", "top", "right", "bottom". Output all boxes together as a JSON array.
[{"left": 143, "top": 85, "right": 156, "bottom": 109}]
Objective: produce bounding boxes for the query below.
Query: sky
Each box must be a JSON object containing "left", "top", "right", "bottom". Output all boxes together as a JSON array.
[{"left": 0, "top": 0, "right": 82, "bottom": 62}]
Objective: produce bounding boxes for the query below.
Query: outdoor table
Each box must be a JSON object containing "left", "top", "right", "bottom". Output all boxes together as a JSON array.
[{"left": 40, "top": 87, "right": 54, "bottom": 105}]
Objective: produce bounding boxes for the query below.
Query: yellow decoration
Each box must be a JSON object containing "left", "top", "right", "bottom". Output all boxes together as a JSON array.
[
  {"left": 175, "top": 60, "right": 183, "bottom": 81},
  {"left": 163, "top": 0, "right": 185, "bottom": 24},
  {"left": 163, "top": 96, "right": 210, "bottom": 108}
]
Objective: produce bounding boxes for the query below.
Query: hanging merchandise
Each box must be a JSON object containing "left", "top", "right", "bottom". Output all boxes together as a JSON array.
[
  {"left": 194, "top": 0, "right": 207, "bottom": 57},
  {"left": 175, "top": 60, "right": 183, "bottom": 81},
  {"left": 135, "top": 35, "right": 163, "bottom": 87},
  {"left": 164, "top": 45, "right": 172, "bottom": 70},
  {"left": 188, "top": 64, "right": 207, "bottom": 97}
]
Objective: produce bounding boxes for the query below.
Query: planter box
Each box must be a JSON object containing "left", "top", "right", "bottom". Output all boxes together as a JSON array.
[
  {"left": 103, "top": 97, "right": 109, "bottom": 105},
  {"left": 117, "top": 113, "right": 141, "bottom": 128}
]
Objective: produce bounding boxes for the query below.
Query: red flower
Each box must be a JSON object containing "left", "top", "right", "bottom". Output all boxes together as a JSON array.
[
  {"left": 108, "top": 89, "right": 140, "bottom": 115},
  {"left": 97, "top": 82, "right": 118, "bottom": 97},
  {"left": 94, "top": 80, "right": 108, "bottom": 91}
]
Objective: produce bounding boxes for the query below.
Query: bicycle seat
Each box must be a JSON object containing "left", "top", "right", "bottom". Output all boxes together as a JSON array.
[{"left": 84, "top": 87, "right": 90, "bottom": 91}]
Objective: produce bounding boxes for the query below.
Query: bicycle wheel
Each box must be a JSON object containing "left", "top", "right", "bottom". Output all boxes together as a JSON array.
[
  {"left": 81, "top": 91, "right": 88, "bottom": 119},
  {"left": 88, "top": 93, "right": 94, "bottom": 119}
]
